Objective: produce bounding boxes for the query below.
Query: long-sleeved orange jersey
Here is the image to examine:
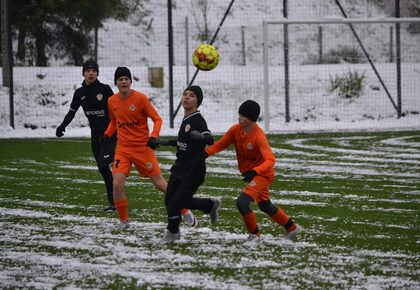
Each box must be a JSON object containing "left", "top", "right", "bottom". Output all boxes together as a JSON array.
[
  {"left": 205, "top": 124, "right": 275, "bottom": 178},
  {"left": 105, "top": 89, "right": 162, "bottom": 146}
]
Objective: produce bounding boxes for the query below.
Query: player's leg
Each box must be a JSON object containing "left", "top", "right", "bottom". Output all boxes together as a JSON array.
[
  {"left": 236, "top": 192, "right": 259, "bottom": 240},
  {"left": 138, "top": 148, "right": 197, "bottom": 227},
  {"left": 258, "top": 200, "right": 292, "bottom": 229},
  {"left": 149, "top": 172, "right": 197, "bottom": 226},
  {"left": 91, "top": 140, "right": 115, "bottom": 210},
  {"left": 165, "top": 175, "right": 183, "bottom": 232},
  {"left": 111, "top": 149, "right": 132, "bottom": 230},
  {"left": 256, "top": 175, "right": 301, "bottom": 240},
  {"left": 179, "top": 177, "right": 220, "bottom": 224}
]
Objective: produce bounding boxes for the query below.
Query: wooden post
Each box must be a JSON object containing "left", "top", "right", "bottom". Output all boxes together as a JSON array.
[{"left": 148, "top": 67, "right": 164, "bottom": 88}]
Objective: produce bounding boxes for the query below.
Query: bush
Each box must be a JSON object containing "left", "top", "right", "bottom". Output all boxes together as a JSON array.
[{"left": 329, "top": 70, "right": 366, "bottom": 99}]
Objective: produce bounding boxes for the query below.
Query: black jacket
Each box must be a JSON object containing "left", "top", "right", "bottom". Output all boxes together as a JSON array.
[
  {"left": 170, "top": 111, "right": 212, "bottom": 180},
  {"left": 66, "top": 80, "right": 114, "bottom": 139}
]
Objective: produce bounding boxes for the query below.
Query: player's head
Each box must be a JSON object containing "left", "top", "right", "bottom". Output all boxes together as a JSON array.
[
  {"left": 114, "top": 67, "right": 132, "bottom": 84},
  {"left": 238, "top": 100, "right": 260, "bottom": 124},
  {"left": 82, "top": 59, "right": 99, "bottom": 76},
  {"left": 183, "top": 85, "right": 203, "bottom": 107}
]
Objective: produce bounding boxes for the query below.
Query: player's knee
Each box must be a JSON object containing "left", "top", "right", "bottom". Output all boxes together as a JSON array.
[
  {"left": 150, "top": 175, "right": 166, "bottom": 193},
  {"left": 258, "top": 200, "right": 278, "bottom": 215},
  {"left": 112, "top": 174, "right": 125, "bottom": 189},
  {"left": 236, "top": 192, "right": 252, "bottom": 215}
]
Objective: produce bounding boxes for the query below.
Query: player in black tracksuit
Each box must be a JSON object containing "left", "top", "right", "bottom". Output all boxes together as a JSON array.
[
  {"left": 159, "top": 86, "right": 221, "bottom": 243},
  {"left": 56, "top": 60, "right": 117, "bottom": 211}
]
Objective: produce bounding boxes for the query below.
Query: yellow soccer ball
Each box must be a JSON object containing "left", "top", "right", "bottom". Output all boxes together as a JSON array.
[{"left": 192, "top": 44, "right": 219, "bottom": 71}]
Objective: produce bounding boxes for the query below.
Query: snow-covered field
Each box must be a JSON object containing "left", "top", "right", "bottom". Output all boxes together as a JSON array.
[{"left": 1, "top": 132, "right": 419, "bottom": 288}]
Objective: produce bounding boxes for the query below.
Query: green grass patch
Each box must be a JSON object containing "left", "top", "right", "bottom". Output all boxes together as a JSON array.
[{"left": 1, "top": 131, "right": 419, "bottom": 288}]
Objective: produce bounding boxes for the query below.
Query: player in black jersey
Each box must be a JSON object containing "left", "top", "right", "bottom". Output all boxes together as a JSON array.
[
  {"left": 56, "top": 60, "right": 117, "bottom": 211},
  {"left": 158, "top": 85, "right": 221, "bottom": 243}
]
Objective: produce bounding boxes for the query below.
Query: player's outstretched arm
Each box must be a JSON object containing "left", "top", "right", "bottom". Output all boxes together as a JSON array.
[
  {"left": 56, "top": 110, "right": 76, "bottom": 138},
  {"left": 190, "top": 130, "right": 214, "bottom": 145}
]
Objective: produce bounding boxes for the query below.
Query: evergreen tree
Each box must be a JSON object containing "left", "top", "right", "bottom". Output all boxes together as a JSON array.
[{"left": 10, "top": 0, "right": 137, "bottom": 66}]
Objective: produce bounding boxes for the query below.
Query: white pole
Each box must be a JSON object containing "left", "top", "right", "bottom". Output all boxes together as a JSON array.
[
  {"left": 185, "top": 17, "right": 190, "bottom": 86},
  {"left": 263, "top": 21, "right": 270, "bottom": 132}
]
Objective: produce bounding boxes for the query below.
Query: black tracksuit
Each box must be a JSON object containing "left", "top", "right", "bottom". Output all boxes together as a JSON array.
[
  {"left": 165, "top": 111, "right": 214, "bottom": 233},
  {"left": 58, "top": 79, "right": 116, "bottom": 205}
]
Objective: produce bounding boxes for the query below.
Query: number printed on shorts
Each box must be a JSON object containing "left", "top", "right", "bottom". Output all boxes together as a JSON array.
[{"left": 115, "top": 159, "right": 120, "bottom": 168}]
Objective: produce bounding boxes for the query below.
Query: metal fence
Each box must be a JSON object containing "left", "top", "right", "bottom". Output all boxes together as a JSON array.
[
  {"left": 1, "top": 0, "right": 419, "bottom": 133},
  {"left": 263, "top": 18, "right": 420, "bottom": 131}
]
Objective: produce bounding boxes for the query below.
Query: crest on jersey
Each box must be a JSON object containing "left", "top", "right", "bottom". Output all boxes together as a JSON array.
[
  {"left": 247, "top": 143, "right": 253, "bottom": 150},
  {"left": 250, "top": 181, "right": 256, "bottom": 187},
  {"left": 96, "top": 93, "right": 103, "bottom": 101},
  {"left": 146, "top": 162, "right": 153, "bottom": 169},
  {"left": 130, "top": 105, "right": 136, "bottom": 111},
  {"left": 185, "top": 124, "right": 191, "bottom": 133}
]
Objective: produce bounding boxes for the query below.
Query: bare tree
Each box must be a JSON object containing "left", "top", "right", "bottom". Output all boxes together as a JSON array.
[{"left": 191, "top": 0, "right": 211, "bottom": 41}]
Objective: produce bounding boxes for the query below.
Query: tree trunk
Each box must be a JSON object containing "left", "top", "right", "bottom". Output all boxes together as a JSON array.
[
  {"left": 17, "top": 25, "right": 26, "bottom": 63},
  {"left": 34, "top": 23, "right": 47, "bottom": 66}
]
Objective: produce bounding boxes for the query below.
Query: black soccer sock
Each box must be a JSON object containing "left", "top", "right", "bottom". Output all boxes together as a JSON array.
[{"left": 167, "top": 215, "right": 182, "bottom": 233}]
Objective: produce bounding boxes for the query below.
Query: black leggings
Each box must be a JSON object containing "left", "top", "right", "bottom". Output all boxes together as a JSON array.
[
  {"left": 91, "top": 141, "right": 114, "bottom": 205},
  {"left": 165, "top": 174, "right": 213, "bottom": 233}
]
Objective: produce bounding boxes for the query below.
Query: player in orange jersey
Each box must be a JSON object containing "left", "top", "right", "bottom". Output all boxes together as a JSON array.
[
  {"left": 205, "top": 100, "right": 302, "bottom": 241},
  {"left": 101, "top": 67, "right": 195, "bottom": 230}
]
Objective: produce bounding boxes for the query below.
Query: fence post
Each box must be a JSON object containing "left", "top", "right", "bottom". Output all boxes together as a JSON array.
[
  {"left": 241, "top": 25, "right": 246, "bottom": 65},
  {"left": 185, "top": 17, "right": 190, "bottom": 87},
  {"left": 318, "top": 26, "right": 323, "bottom": 64},
  {"left": 395, "top": 0, "right": 402, "bottom": 118},
  {"left": 389, "top": 26, "right": 394, "bottom": 62},
  {"left": 263, "top": 21, "right": 269, "bottom": 132},
  {"left": 167, "top": 0, "right": 174, "bottom": 128},
  {"left": 283, "top": 0, "right": 290, "bottom": 123},
  {"left": 1, "top": 0, "right": 14, "bottom": 128}
]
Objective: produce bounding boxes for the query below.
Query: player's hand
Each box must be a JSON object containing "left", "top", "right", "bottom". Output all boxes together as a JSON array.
[
  {"left": 190, "top": 130, "right": 205, "bottom": 141},
  {"left": 242, "top": 170, "right": 257, "bottom": 182},
  {"left": 99, "top": 134, "right": 110, "bottom": 145},
  {"left": 56, "top": 125, "right": 65, "bottom": 138},
  {"left": 147, "top": 137, "right": 159, "bottom": 149}
]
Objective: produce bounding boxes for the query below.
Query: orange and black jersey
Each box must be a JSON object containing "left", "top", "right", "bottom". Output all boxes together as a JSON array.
[
  {"left": 170, "top": 111, "right": 211, "bottom": 179},
  {"left": 206, "top": 124, "right": 275, "bottom": 178},
  {"left": 69, "top": 80, "right": 114, "bottom": 138}
]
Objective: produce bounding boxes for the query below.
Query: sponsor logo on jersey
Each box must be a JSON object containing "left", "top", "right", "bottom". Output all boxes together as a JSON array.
[
  {"left": 177, "top": 141, "right": 187, "bottom": 151},
  {"left": 130, "top": 105, "right": 136, "bottom": 111},
  {"left": 185, "top": 124, "right": 191, "bottom": 133},
  {"left": 250, "top": 181, "right": 256, "bottom": 187},
  {"left": 247, "top": 143, "right": 253, "bottom": 150},
  {"left": 96, "top": 93, "right": 103, "bottom": 101},
  {"left": 85, "top": 109, "right": 105, "bottom": 117},
  {"left": 81, "top": 96, "right": 86, "bottom": 100},
  {"left": 238, "top": 153, "right": 257, "bottom": 162},
  {"left": 118, "top": 120, "right": 140, "bottom": 129}
]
